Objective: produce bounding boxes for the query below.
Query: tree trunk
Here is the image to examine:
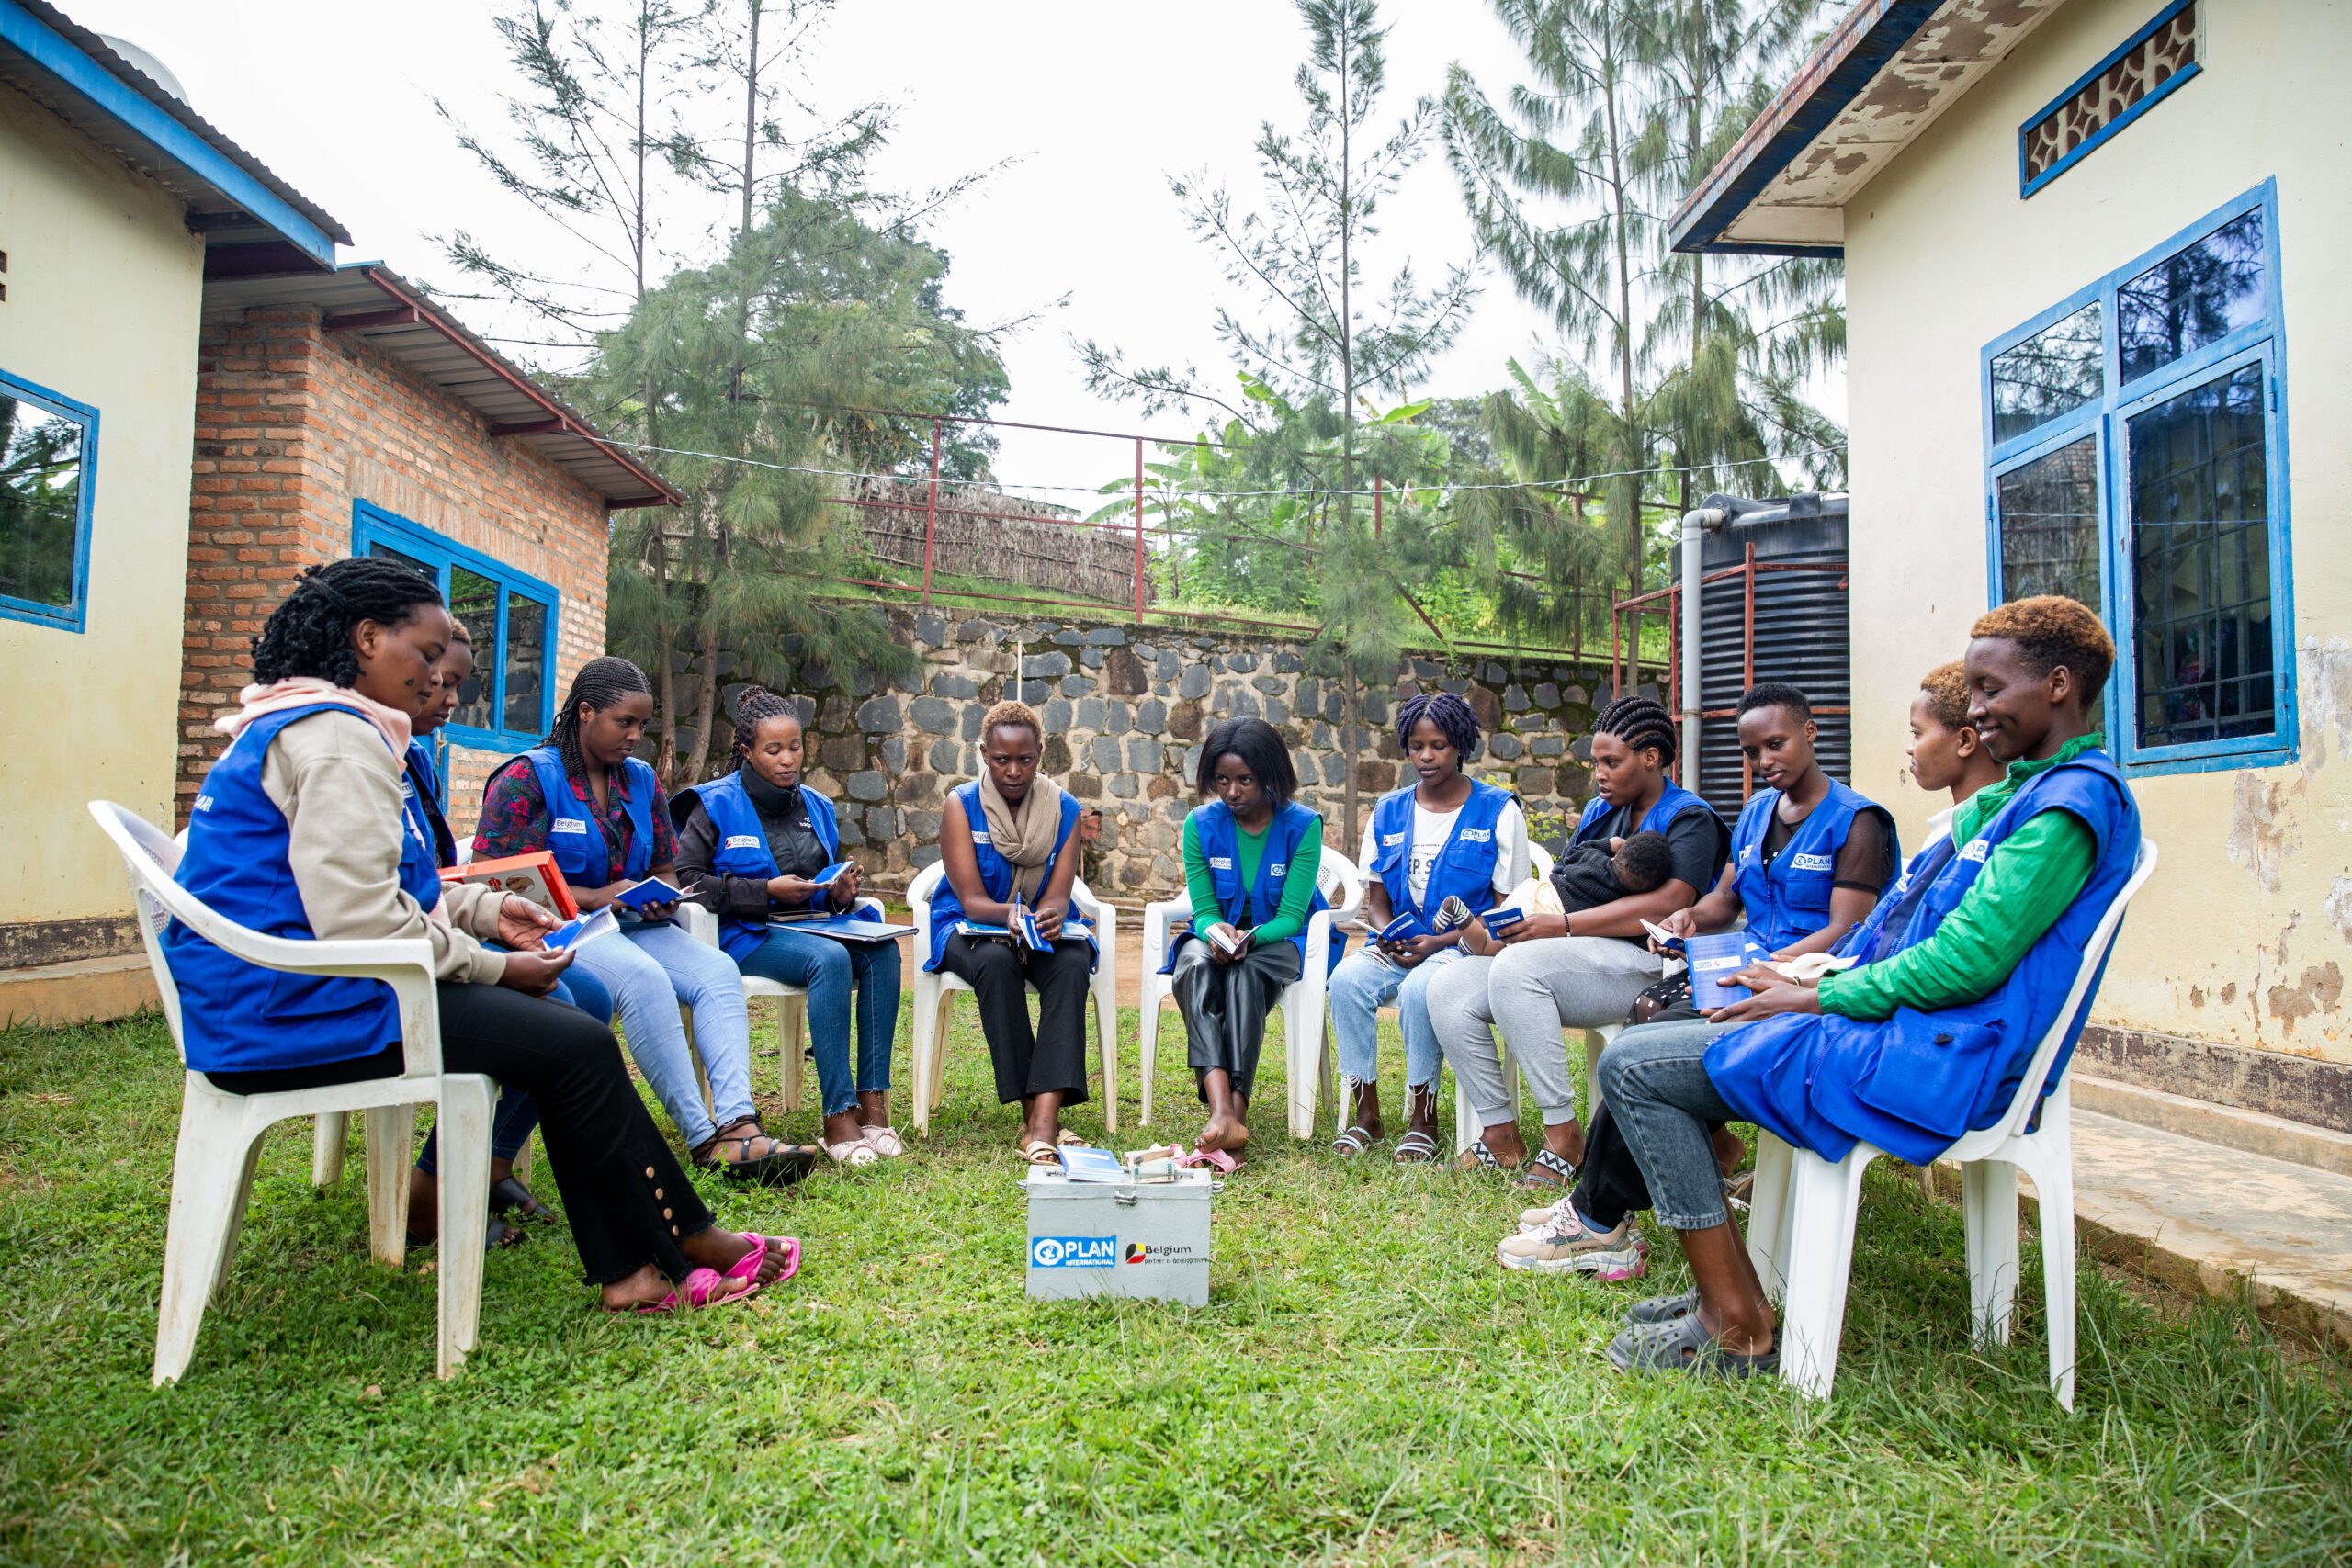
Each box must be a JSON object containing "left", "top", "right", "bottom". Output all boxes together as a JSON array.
[{"left": 1602, "top": 28, "right": 1641, "bottom": 606}]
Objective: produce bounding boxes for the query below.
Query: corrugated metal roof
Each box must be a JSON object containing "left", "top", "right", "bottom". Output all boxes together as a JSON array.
[
  {"left": 1, "top": 0, "right": 350, "bottom": 263},
  {"left": 204, "top": 265, "right": 679, "bottom": 510},
  {"left": 1669, "top": 0, "right": 2074, "bottom": 256}
]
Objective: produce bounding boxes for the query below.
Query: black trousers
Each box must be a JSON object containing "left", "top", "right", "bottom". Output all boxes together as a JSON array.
[
  {"left": 937, "top": 933, "right": 1093, "bottom": 1105},
  {"left": 206, "top": 981, "right": 714, "bottom": 1286},
  {"left": 1170, "top": 935, "right": 1300, "bottom": 1103},
  {"left": 1568, "top": 1103, "right": 1653, "bottom": 1231}
]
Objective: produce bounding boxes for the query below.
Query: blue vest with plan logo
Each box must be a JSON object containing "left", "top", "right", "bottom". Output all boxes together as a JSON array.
[
  {"left": 1368, "top": 778, "right": 1512, "bottom": 925},
  {"left": 167, "top": 704, "right": 445, "bottom": 1073},
  {"left": 402, "top": 738, "right": 457, "bottom": 869},
  {"left": 1162, "top": 799, "right": 1342, "bottom": 975},
  {"left": 514, "top": 745, "right": 656, "bottom": 889},
  {"left": 1727, "top": 779, "right": 1898, "bottom": 953},
  {"left": 1705, "top": 751, "right": 2139, "bottom": 1167},
  {"left": 924, "top": 780, "right": 1090, "bottom": 972},
  {"left": 690, "top": 771, "right": 875, "bottom": 960}
]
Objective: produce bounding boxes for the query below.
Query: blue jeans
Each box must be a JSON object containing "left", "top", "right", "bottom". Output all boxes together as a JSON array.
[
  {"left": 569, "top": 919, "right": 753, "bottom": 1150},
  {"left": 1590, "top": 1020, "right": 1739, "bottom": 1231},
  {"left": 414, "top": 964, "right": 614, "bottom": 1177},
  {"left": 736, "top": 928, "right": 902, "bottom": 1117},
  {"left": 1327, "top": 947, "right": 1457, "bottom": 1090}
]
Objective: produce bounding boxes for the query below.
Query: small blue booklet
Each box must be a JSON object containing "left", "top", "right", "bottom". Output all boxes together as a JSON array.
[
  {"left": 767, "top": 914, "right": 915, "bottom": 944},
  {"left": 1482, "top": 906, "right": 1527, "bottom": 936},
  {"left": 809, "top": 861, "right": 855, "bottom": 887},
  {"left": 543, "top": 908, "right": 619, "bottom": 953},
  {"left": 1685, "top": 931, "right": 1767, "bottom": 1007},
  {"left": 611, "top": 876, "right": 684, "bottom": 913}
]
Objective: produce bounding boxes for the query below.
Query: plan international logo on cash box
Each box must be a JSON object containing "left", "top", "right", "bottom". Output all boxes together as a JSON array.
[{"left": 1031, "top": 1235, "right": 1117, "bottom": 1269}]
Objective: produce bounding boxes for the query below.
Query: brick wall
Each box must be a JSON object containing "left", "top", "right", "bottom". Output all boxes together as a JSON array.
[{"left": 178, "top": 306, "right": 614, "bottom": 828}]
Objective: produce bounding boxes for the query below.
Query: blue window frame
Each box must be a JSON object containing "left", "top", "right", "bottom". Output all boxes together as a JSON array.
[
  {"left": 351, "top": 502, "right": 559, "bottom": 772},
  {"left": 0, "top": 367, "right": 98, "bottom": 632},
  {"left": 1983, "top": 181, "right": 2295, "bottom": 776}
]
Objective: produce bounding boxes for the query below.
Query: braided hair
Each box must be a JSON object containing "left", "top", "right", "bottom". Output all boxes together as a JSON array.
[
  {"left": 730, "top": 688, "right": 801, "bottom": 770},
  {"left": 547, "top": 656, "right": 651, "bottom": 780},
  {"left": 251, "top": 558, "right": 444, "bottom": 687},
  {"left": 1394, "top": 690, "right": 1480, "bottom": 762},
  {"left": 1594, "top": 694, "right": 1678, "bottom": 766}
]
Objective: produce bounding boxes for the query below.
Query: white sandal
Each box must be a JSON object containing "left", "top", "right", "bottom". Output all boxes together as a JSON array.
[
  {"left": 858, "top": 1123, "right": 906, "bottom": 1157},
  {"left": 821, "top": 1137, "right": 879, "bottom": 1168}
]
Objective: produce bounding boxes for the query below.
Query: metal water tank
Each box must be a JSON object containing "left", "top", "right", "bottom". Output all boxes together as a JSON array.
[{"left": 1679, "top": 492, "right": 1851, "bottom": 816}]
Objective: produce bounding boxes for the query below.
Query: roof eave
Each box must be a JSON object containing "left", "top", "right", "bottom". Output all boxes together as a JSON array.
[
  {"left": 1668, "top": 0, "right": 1948, "bottom": 255},
  {"left": 1, "top": 0, "right": 348, "bottom": 265}
]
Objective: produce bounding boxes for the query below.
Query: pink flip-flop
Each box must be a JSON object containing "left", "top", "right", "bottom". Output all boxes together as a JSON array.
[
  {"left": 1175, "top": 1145, "right": 1240, "bottom": 1174},
  {"left": 726, "top": 1234, "right": 801, "bottom": 1292},
  {"left": 631, "top": 1266, "right": 745, "bottom": 1314}
]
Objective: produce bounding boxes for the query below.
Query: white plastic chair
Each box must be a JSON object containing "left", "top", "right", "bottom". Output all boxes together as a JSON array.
[
  {"left": 92, "top": 802, "right": 495, "bottom": 1384},
  {"left": 1744, "top": 837, "right": 2158, "bottom": 1406},
  {"left": 308, "top": 834, "right": 541, "bottom": 1186},
  {"left": 679, "top": 896, "right": 888, "bottom": 1111},
  {"left": 1136, "top": 848, "right": 1365, "bottom": 1137},
  {"left": 905, "top": 861, "right": 1119, "bottom": 1134}
]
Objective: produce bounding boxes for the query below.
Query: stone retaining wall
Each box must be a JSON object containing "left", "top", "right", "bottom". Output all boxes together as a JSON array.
[{"left": 674, "top": 607, "right": 1643, "bottom": 897}]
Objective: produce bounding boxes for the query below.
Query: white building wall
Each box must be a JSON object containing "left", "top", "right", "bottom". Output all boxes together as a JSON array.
[{"left": 1842, "top": 0, "right": 2350, "bottom": 1063}]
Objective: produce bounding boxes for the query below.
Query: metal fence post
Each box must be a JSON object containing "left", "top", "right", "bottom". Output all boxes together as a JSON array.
[
  {"left": 920, "top": 417, "right": 941, "bottom": 607},
  {"left": 1133, "top": 437, "right": 1146, "bottom": 623}
]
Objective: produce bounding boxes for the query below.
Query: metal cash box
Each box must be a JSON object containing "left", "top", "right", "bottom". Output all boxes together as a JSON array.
[{"left": 1023, "top": 1167, "right": 1213, "bottom": 1306}]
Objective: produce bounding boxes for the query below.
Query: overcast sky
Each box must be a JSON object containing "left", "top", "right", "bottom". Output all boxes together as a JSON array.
[{"left": 71, "top": 0, "right": 1827, "bottom": 501}]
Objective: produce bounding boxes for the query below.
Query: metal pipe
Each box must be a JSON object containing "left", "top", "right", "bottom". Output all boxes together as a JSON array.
[{"left": 1679, "top": 505, "right": 1727, "bottom": 782}]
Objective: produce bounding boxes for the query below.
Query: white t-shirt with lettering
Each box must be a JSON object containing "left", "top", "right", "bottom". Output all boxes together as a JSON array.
[{"left": 1359, "top": 796, "right": 1529, "bottom": 907}]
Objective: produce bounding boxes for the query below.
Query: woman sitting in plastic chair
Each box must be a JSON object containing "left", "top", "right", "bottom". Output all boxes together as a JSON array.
[
  {"left": 926, "top": 699, "right": 1097, "bottom": 1164},
  {"left": 1156, "top": 717, "right": 1344, "bottom": 1170},
  {"left": 168, "top": 558, "right": 798, "bottom": 1314},
  {"left": 674, "top": 689, "right": 903, "bottom": 1168},
  {"left": 1523, "top": 597, "right": 2140, "bottom": 1380}
]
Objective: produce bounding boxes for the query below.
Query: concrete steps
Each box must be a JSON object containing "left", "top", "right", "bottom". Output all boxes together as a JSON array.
[
  {"left": 1952, "top": 1074, "right": 2352, "bottom": 1348},
  {"left": 0, "top": 954, "right": 157, "bottom": 1030}
]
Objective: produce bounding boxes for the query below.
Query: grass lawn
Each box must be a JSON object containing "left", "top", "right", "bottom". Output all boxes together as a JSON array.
[{"left": 2, "top": 1002, "right": 2346, "bottom": 1565}]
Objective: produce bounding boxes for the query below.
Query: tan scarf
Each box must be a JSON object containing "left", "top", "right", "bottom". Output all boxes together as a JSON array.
[{"left": 978, "top": 769, "right": 1066, "bottom": 900}]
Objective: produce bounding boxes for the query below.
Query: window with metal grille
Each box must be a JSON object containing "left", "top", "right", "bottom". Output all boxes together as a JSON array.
[
  {"left": 2020, "top": 0, "right": 2200, "bottom": 197},
  {"left": 1983, "top": 182, "right": 2292, "bottom": 775}
]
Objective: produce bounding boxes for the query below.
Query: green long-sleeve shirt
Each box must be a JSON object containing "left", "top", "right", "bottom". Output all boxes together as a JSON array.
[
  {"left": 1182, "top": 812, "right": 1323, "bottom": 948},
  {"left": 1817, "top": 733, "right": 2105, "bottom": 1022}
]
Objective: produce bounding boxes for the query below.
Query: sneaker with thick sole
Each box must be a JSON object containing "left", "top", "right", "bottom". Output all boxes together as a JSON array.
[
  {"left": 1496, "top": 1211, "right": 1648, "bottom": 1280},
  {"left": 1519, "top": 1193, "right": 1576, "bottom": 1233}
]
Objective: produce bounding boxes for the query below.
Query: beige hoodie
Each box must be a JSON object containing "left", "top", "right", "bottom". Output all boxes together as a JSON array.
[{"left": 232, "top": 692, "right": 509, "bottom": 984}]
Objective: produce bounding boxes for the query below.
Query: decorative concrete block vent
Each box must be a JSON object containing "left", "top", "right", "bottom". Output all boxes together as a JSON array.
[{"left": 668, "top": 607, "right": 1634, "bottom": 897}]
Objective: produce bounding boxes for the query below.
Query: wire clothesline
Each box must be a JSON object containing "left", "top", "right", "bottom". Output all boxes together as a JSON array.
[{"left": 602, "top": 437, "right": 1849, "bottom": 503}]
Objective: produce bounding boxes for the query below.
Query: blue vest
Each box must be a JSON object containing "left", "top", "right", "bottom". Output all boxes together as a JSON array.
[
  {"left": 1368, "top": 778, "right": 1513, "bottom": 925},
  {"left": 514, "top": 746, "right": 657, "bottom": 888},
  {"left": 925, "top": 781, "right": 1090, "bottom": 972},
  {"left": 1727, "top": 780, "right": 1898, "bottom": 953},
  {"left": 1705, "top": 750, "right": 2140, "bottom": 1167},
  {"left": 166, "top": 704, "right": 446, "bottom": 1074},
  {"left": 690, "top": 771, "right": 874, "bottom": 960},
  {"left": 402, "top": 738, "right": 457, "bottom": 870},
  {"left": 1162, "top": 800, "right": 1343, "bottom": 976}
]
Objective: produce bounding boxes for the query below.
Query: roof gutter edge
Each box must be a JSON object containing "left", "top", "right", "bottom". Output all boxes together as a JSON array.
[
  {"left": 0, "top": 0, "right": 344, "bottom": 263},
  {"left": 1668, "top": 0, "right": 1948, "bottom": 255}
]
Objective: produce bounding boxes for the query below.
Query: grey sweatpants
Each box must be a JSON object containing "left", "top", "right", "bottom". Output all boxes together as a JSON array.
[{"left": 1426, "top": 936, "right": 1665, "bottom": 1129}]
